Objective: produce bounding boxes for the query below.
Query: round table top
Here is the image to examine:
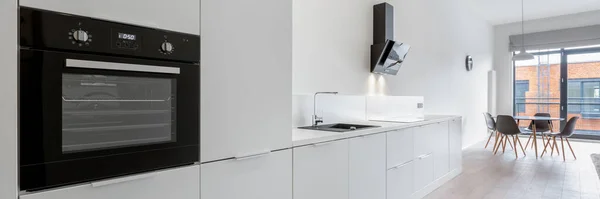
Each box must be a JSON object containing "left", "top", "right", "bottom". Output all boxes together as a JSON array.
[{"left": 512, "top": 116, "right": 565, "bottom": 121}]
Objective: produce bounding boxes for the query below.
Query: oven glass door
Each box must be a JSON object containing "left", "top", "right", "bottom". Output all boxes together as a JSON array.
[
  {"left": 62, "top": 60, "right": 177, "bottom": 153},
  {"left": 20, "top": 50, "right": 199, "bottom": 191}
]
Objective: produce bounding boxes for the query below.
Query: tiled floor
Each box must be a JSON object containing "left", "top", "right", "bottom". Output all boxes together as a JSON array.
[{"left": 424, "top": 137, "right": 600, "bottom": 199}]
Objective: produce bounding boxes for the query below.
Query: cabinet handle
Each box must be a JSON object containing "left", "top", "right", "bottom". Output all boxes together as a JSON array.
[
  {"left": 235, "top": 150, "right": 271, "bottom": 161},
  {"left": 417, "top": 153, "right": 432, "bottom": 159},
  {"left": 312, "top": 141, "right": 334, "bottom": 147},
  {"left": 92, "top": 172, "right": 157, "bottom": 187},
  {"left": 389, "top": 160, "right": 413, "bottom": 170}
]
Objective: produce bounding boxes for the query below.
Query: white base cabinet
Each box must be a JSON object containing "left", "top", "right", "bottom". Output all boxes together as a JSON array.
[
  {"left": 293, "top": 139, "right": 349, "bottom": 199},
  {"left": 349, "top": 134, "right": 386, "bottom": 199},
  {"left": 432, "top": 121, "right": 449, "bottom": 180},
  {"left": 387, "top": 161, "right": 414, "bottom": 199},
  {"left": 20, "top": 165, "right": 199, "bottom": 199},
  {"left": 449, "top": 118, "right": 463, "bottom": 171},
  {"left": 200, "top": 149, "right": 292, "bottom": 199}
]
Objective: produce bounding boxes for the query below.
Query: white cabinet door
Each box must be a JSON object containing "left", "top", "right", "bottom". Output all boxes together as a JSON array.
[
  {"left": 413, "top": 124, "right": 434, "bottom": 158},
  {"left": 294, "top": 140, "right": 349, "bottom": 199},
  {"left": 386, "top": 128, "right": 414, "bottom": 169},
  {"left": 201, "top": 0, "right": 292, "bottom": 162},
  {"left": 349, "top": 134, "right": 386, "bottom": 199},
  {"left": 386, "top": 161, "right": 414, "bottom": 199},
  {"left": 449, "top": 118, "right": 462, "bottom": 171},
  {"left": 433, "top": 121, "right": 449, "bottom": 180},
  {"left": 20, "top": 166, "right": 199, "bottom": 199},
  {"left": 19, "top": 0, "right": 199, "bottom": 34},
  {"left": 413, "top": 153, "right": 434, "bottom": 193},
  {"left": 201, "top": 149, "right": 292, "bottom": 199}
]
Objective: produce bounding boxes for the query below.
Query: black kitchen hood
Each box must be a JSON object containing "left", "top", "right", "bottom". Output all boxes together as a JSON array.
[{"left": 370, "top": 3, "right": 411, "bottom": 75}]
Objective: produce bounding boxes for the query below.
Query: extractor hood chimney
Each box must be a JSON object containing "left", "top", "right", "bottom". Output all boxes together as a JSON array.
[{"left": 370, "top": 3, "right": 411, "bottom": 76}]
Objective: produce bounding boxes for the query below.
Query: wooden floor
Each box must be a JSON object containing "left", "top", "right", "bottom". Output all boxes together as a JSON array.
[{"left": 424, "top": 137, "right": 600, "bottom": 199}]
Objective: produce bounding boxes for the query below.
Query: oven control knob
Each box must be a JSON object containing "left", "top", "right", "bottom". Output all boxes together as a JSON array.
[
  {"left": 160, "top": 42, "right": 174, "bottom": 53},
  {"left": 72, "top": 30, "right": 89, "bottom": 42}
]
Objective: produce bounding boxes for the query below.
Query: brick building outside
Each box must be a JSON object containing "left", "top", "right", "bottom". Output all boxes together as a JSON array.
[{"left": 515, "top": 61, "right": 600, "bottom": 135}]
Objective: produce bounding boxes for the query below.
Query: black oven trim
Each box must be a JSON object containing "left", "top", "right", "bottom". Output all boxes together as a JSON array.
[{"left": 19, "top": 49, "right": 199, "bottom": 191}]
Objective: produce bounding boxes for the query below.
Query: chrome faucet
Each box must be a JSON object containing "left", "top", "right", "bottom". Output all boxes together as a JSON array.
[{"left": 313, "top": 92, "right": 338, "bottom": 126}]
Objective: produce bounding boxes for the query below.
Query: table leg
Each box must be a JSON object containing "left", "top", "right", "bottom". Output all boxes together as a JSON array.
[{"left": 533, "top": 122, "right": 538, "bottom": 158}]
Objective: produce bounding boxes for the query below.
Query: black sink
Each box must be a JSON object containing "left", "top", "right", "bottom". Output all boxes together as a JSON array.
[{"left": 298, "top": 123, "right": 380, "bottom": 132}]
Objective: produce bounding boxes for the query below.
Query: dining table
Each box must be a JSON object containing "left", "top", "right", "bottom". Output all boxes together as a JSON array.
[{"left": 513, "top": 116, "right": 565, "bottom": 158}]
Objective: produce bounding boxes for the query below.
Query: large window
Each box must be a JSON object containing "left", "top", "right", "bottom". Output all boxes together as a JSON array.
[
  {"left": 514, "top": 80, "right": 529, "bottom": 113},
  {"left": 513, "top": 46, "right": 600, "bottom": 139}
]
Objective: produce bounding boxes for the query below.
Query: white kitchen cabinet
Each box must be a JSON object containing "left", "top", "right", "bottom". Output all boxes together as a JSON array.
[
  {"left": 20, "top": 165, "right": 199, "bottom": 199},
  {"left": 294, "top": 139, "right": 349, "bottom": 199},
  {"left": 19, "top": 0, "right": 199, "bottom": 34},
  {"left": 433, "top": 121, "right": 449, "bottom": 180},
  {"left": 386, "top": 128, "right": 414, "bottom": 169},
  {"left": 449, "top": 118, "right": 462, "bottom": 171},
  {"left": 413, "top": 124, "right": 434, "bottom": 158},
  {"left": 200, "top": 0, "right": 293, "bottom": 162},
  {"left": 349, "top": 134, "right": 386, "bottom": 199},
  {"left": 386, "top": 161, "right": 414, "bottom": 199},
  {"left": 413, "top": 153, "right": 434, "bottom": 193},
  {"left": 201, "top": 149, "right": 292, "bottom": 199}
]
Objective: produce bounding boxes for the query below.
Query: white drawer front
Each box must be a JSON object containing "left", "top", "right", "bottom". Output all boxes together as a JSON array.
[{"left": 20, "top": 165, "right": 199, "bottom": 199}]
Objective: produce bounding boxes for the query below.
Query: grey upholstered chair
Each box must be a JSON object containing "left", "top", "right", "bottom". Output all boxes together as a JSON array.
[
  {"left": 494, "top": 115, "right": 526, "bottom": 158},
  {"left": 541, "top": 117, "right": 579, "bottom": 161},
  {"left": 524, "top": 113, "right": 553, "bottom": 149},
  {"left": 483, "top": 113, "right": 497, "bottom": 149}
]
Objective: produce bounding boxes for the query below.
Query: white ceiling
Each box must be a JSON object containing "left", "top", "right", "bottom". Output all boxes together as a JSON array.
[{"left": 464, "top": 0, "right": 600, "bottom": 25}]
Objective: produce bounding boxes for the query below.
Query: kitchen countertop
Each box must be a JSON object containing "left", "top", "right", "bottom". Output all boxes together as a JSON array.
[{"left": 292, "top": 115, "right": 461, "bottom": 147}]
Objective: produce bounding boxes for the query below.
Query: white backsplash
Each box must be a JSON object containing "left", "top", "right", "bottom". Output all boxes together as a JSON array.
[
  {"left": 366, "top": 96, "right": 425, "bottom": 122},
  {"left": 292, "top": 94, "right": 425, "bottom": 127}
]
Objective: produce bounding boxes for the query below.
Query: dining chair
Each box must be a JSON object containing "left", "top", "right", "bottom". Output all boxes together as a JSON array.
[
  {"left": 541, "top": 117, "right": 579, "bottom": 161},
  {"left": 483, "top": 112, "right": 497, "bottom": 149},
  {"left": 494, "top": 115, "right": 527, "bottom": 158},
  {"left": 523, "top": 113, "right": 553, "bottom": 150}
]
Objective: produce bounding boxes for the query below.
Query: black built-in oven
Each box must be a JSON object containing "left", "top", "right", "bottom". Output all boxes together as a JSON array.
[{"left": 19, "top": 7, "right": 200, "bottom": 191}]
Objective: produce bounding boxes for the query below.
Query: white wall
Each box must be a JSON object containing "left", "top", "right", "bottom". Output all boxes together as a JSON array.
[
  {"left": 293, "top": 0, "right": 494, "bottom": 148},
  {"left": 0, "top": 0, "right": 18, "bottom": 198},
  {"left": 494, "top": 10, "right": 600, "bottom": 115}
]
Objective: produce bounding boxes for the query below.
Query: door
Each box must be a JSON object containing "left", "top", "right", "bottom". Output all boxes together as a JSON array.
[
  {"left": 566, "top": 49, "right": 600, "bottom": 139},
  {"left": 387, "top": 161, "right": 414, "bottom": 199},
  {"left": 349, "top": 134, "right": 386, "bottom": 199},
  {"left": 448, "top": 118, "right": 462, "bottom": 171},
  {"left": 413, "top": 153, "right": 434, "bottom": 193},
  {"left": 387, "top": 128, "right": 414, "bottom": 169},
  {"left": 19, "top": 0, "right": 199, "bottom": 34},
  {"left": 293, "top": 140, "right": 349, "bottom": 199},
  {"left": 433, "top": 121, "right": 449, "bottom": 180},
  {"left": 201, "top": 150, "right": 292, "bottom": 199},
  {"left": 20, "top": 50, "right": 199, "bottom": 190}
]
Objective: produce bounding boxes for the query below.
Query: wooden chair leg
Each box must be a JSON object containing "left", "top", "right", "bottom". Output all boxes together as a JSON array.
[
  {"left": 492, "top": 132, "right": 500, "bottom": 153},
  {"left": 512, "top": 135, "right": 518, "bottom": 158},
  {"left": 541, "top": 134, "right": 546, "bottom": 150},
  {"left": 565, "top": 138, "right": 576, "bottom": 160},
  {"left": 541, "top": 136, "right": 552, "bottom": 157},
  {"left": 554, "top": 137, "right": 560, "bottom": 155},
  {"left": 502, "top": 135, "right": 508, "bottom": 153},
  {"left": 551, "top": 137, "right": 558, "bottom": 156},
  {"left": 485, "top": 130, "right": 494, "bottom": 149},
  {"left": 560, "top": 136, "right": 566, "bottom": 161},
  {"left": 524, "top": 134, "right": 533, "bottom": 149},
  {"left": 516, "top": 136, "right": 526, "bottom": 156},
  {"left": 494, "top": 135, "right": 504, "bottom": 155},
  {"left": 542, "top": 136, "right": 552, "bottom": 153}
]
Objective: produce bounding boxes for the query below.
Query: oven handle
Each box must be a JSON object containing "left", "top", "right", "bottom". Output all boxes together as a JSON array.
[
  {"left": 61, "top": 96, "right": 171, "bottom": 102},
  {"left": 66, "top": 59, "right": 180, "bottom": 74},
  {"left": 91, "top": 171, "right": 158, "bottom": 188}
]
